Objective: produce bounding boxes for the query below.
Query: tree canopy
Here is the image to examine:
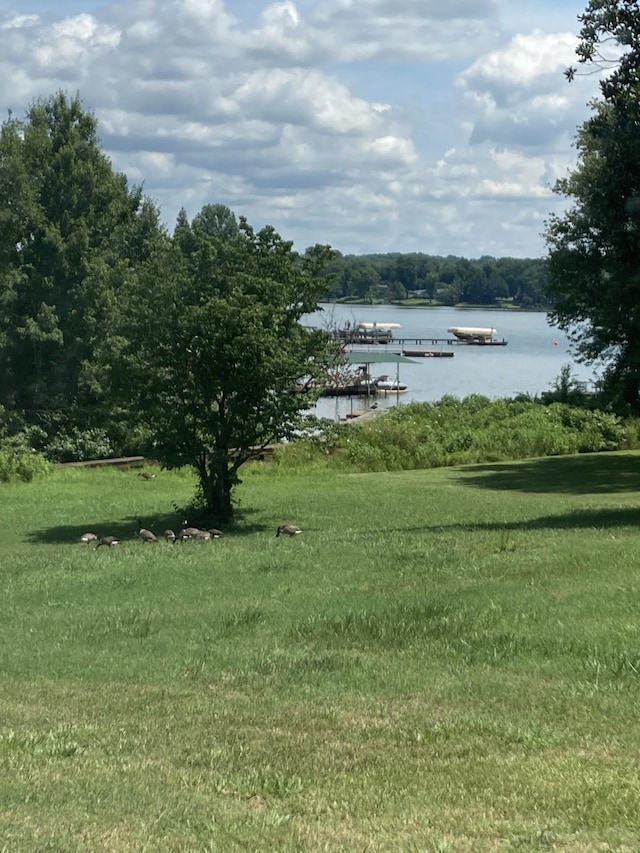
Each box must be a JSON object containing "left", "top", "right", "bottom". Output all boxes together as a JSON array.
[
  {"left": 122, "top": 208, "right": 336, "bottom": 521},
  {"left": 545, "top": 0, "right": 640, "bottom": 409},
  {"left": 0, "top": 92, "right": 166, "bottom": 444}
]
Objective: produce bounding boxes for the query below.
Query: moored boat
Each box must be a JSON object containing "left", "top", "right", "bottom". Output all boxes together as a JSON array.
[
  {"left": 447, "top": 326, "right": 507, "bottom": 345},
  {"left": 447, "top": 326, "right": 496, "bottom": 341},
  {"left": 373, "top": 375, "right": 408, "bottom": 393},
  {"left": 320, "top": 381, "right": 378, "bottom": 397}
]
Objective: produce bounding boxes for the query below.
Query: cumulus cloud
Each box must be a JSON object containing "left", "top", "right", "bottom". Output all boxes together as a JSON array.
[
  {"left": 457, "top": 30, "right": 599, "bottom": 151},
  {"left": 308, "top": 0, "right": 501, "bottom": 61},
  {"left": 0, "top": 0, "right": 601, "bottom": 257}
]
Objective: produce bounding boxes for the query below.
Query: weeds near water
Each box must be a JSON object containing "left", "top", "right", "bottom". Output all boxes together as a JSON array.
[{"left": 325, "top": 397, "right": 631, "bottom": 474}]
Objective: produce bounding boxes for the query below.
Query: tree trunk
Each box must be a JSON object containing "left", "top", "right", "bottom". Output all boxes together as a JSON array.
[{"left": 196, "top": 452, "right": 234, "bottom": 522}]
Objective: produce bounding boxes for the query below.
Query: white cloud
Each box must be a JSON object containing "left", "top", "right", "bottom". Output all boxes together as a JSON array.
[
  {"left": 457, "top": 30, "right": 600, "bottom": 151},
  {"left": 0, "top": 0, "right": 601, "bottom": 258},
  {"left": 462, "top": 30, "right": 576, "bottom": 91},
  {"left": 1, "top": 12, "right": 39, "bottom": 29},
  {"left": 309, "top": 0, "right": 501, "bottom": 61}
]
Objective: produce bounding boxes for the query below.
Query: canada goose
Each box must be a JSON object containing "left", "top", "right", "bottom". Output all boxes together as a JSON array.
[
  {"left": 138, "top": 472, "right": 156, "bottom": 480},
  {"left": 136, "top": 518, "right": 158, "bottom": 543},
  {"left": 181, "top": 521, "right": 201, "bottom": 538},
  {"left": 175, "top": 529, "right": 192, "bottom": 543},
  {"left": 138, "top": 528, "right": 158, "bottom": 543},
  {"left": 164, "top": 529, "right": 176, "bottom": 544},
  {"left": 276, "top": 524, "right": 302, "bottom": 537},
  {"left": 80, "top": 532, "right": 98, "bottom": 544},
  {"left": 180, "top": 521, "right": 217, "bottom": 541},
  {"left": 96, "top": 536, "right": 120, "bottom": 548},
  {"left": 183, "top": 521, "right": 215, "bottom": 540}
]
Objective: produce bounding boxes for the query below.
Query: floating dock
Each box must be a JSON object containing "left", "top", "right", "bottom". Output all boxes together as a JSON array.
[{"left": 402, "top": 349, "right": 455, "bottom": 358}]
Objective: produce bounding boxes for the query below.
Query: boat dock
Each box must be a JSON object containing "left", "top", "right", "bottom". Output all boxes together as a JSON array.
[
  {"left": 334, "top": 334, "right": 507, "bottom": 350},
  {"left": 402, "top": 348, "right": 455, "bottom": 358}
]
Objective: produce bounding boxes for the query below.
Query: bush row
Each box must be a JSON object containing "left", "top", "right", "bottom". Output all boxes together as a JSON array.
[
  {"left": 2, "top": 395, "right": 639, "bottom": 481},
  {"left": 274, "top": 396, "right": 637, "bottom": 473}
]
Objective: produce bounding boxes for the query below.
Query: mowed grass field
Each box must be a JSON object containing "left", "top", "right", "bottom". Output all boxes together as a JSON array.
[{"left": 2, "top": 453, "right": 640, "bottom": 851}]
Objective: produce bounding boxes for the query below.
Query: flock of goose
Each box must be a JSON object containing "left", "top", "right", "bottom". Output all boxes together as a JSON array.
[
  {"left": 80, "top": 522, "right": 302, "bottom": 547},
  {"left": 78, "top": 470, "right": 302, "bottom": 547}
]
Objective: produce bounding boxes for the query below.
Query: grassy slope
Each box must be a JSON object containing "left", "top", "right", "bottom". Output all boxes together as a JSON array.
[{"left": 2, "top": 456, "right": 640, "bottom": 851}]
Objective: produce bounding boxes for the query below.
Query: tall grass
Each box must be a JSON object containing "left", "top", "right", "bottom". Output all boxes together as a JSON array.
[
  {"left": 2, "top": 454, "right": 640, "bottom": 849},
  {"left": 275, "top": 396, "right": 634, "bottom": 473}
]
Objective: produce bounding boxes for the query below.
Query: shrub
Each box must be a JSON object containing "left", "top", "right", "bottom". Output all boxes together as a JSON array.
[
  {"left": 45, "top": 428, "right": 114, "bottom": 463},
  {"left": 0, "top": 436, "right": 52, "bottom": 482},
  {"left": 331, "top": 396, "right": 630, "bottom": 473}
]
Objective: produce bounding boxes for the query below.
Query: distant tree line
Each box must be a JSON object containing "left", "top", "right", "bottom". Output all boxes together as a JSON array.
[{"left": 321, "top": 252, "right": 550, "bottom": 308}]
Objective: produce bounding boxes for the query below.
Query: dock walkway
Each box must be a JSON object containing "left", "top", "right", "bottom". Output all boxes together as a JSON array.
[{"left": 344, "top": 335, "right": 507, "bottom": 349}]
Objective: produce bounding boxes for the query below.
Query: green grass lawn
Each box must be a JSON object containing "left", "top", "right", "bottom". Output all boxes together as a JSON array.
[{"left": 2, "top": 455, "right": 640, "bottom": 851}]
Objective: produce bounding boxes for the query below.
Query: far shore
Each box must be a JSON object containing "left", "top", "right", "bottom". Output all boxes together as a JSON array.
[{"left": 326, "top": 298, "right": 551, "bottom": 311}]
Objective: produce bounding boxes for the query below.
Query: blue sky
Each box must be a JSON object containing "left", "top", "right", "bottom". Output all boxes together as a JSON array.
[{"left": 0, "top": 0, "right": 601, "bottom": 258}]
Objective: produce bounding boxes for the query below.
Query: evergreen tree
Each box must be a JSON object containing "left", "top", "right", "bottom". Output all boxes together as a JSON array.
[{"left": 0, "top": 92, "right": 166, "bottom": 444}]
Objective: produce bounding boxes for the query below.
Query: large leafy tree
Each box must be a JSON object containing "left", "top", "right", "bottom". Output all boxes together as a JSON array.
[
  {"left": 124, "top": 208, "right": 336, "bottom": 522},
  {"left": 0, "top": 92, "right": 166, "bottom": 441},
  {"left": 545, "top": 1, "right": 640, "bottom": 408}
]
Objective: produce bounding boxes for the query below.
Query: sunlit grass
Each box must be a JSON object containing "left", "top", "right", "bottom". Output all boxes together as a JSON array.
[{"left": 2, "top": 454, "right": 640, "bottom": 849}]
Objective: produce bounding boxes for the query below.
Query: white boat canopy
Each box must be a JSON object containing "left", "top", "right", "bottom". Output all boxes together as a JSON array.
[
  {"left": 447, "top": 326, "right": 496, "bottom": 340},
  {"left": 356, "top": 322, "right": 402, "bottom": 330}
]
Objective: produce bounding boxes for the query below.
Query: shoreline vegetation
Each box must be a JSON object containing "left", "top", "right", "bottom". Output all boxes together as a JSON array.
[
  {"left": 3, "top": 393, "right": 636, "bottom": 484},
  {"left": 329, "top": 296, "right": 551, "bottom": 311},
  {"left": 322, "top": 253, "right": 549, "bottom": 309}
]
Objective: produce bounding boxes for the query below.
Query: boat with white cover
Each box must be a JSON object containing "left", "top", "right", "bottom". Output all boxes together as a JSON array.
[{"left": 447, "top": 326, "right": 507, "bottom": 345}]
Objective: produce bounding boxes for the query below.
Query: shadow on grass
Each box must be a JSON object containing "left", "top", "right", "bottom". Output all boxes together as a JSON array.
[
  {"left": 453, "top": 452, "right": 640, "bottom": 496},
  {"left": 27, "top": 510, "right": 270, "bottom": 545},
  {"left": 406, "top": 505, "right": 640, "bottom": 535}
]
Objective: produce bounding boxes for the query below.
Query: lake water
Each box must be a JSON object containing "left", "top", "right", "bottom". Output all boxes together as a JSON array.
[{"left": 303, "top": 304, "right": 598, "bottom": 420}]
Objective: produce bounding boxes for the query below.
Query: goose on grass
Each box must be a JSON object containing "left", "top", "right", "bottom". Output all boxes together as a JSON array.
[
  {"left": 276, "top": 524, "right": 302, "bottom": 537},
  {"left": 138, "top": 527, "right": 158, "bottom": 543},
  {"left": 181, "top": 521, "right": 216, "bottom": 541},
  {"left": 80, "top": 532, "right": 98, "bottom": 544},
  {"left": 96, "top": 536, "right": 120, "bottom": 548},
  {"left": 181, "top": 521, "right": 201, "bottom": 539},
  {"left": 136, "top": 518, "right": 158, "bottom": 543}
]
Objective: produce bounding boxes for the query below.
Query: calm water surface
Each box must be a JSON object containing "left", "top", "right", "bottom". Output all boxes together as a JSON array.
[{"left": 303, "top": 304, "right": 598, "bottom": 420}]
